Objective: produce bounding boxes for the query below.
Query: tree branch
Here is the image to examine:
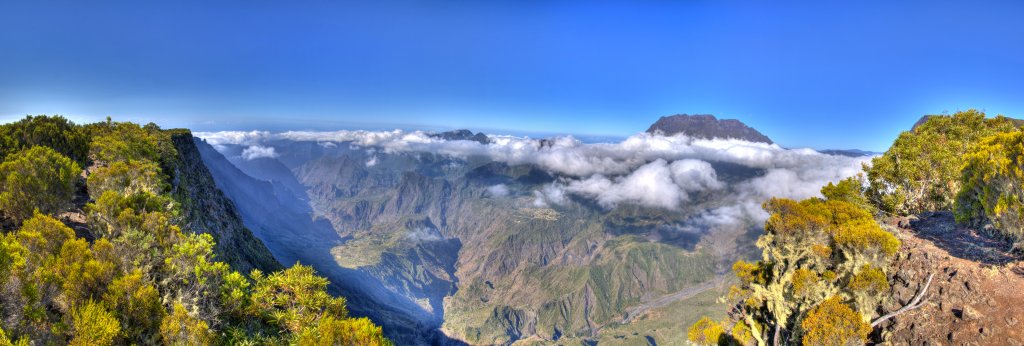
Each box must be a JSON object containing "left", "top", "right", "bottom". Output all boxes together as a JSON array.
[{"left": 871, "top": 272, "right": 934, "bottom": 328}]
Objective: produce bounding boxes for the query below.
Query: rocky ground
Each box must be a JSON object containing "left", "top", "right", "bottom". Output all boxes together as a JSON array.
[{"left": 878, "top": 212, "right": 1024, "bottom": 345}]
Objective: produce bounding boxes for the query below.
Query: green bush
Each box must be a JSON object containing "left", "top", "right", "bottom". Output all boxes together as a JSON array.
[
  {"left": 0, "top": 146, "right": 81, "bottom": 223},
  {"left": 0, "top": 115, "right": 89, "bottom": 166},
  {"left": 955, "top": 128, "right": 1024, "bottom": 247},
  {"left": 865, "top": 110, "right": 1016, "bottom": 215},
  {"left": 693, "top": 194, "right": 898, "bottom": 344}
]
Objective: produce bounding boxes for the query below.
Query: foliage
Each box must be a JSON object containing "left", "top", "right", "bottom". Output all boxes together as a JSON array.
[
  {"left": 799, "top": 297, "right": 870, "bottom": 346},
  {"left": 0, "top": 146, "right": 81, "bottom": 223},
  {"left": 294, "top": 316, "right": 393, "bottom": 346},
  {"left": 865, "top": 110, "right": 1016, "bottom": 215},
  {"left": 687, "top": 316, "right": 725, "bottom": 345},
  {"left": 87, "top": 160, "right": 163, "bottom": 197},
  {"left": 70, "top": 301, "right": 121, "bottom": 346},
  {"left": 88, "top": 122, "right": 160, "bottom": 164},
  {"left": 103, "top": 269, "right": 164, "bottom": 344},
  {"left": 820, "top": 175, "right": 873, "bottom": 214},
  {"left": 0, "top": 117, "right": 391, "bottom": 344},
  {"left": 250, "top": 264, "right": 348, "bottom": 333},
  {"left": 0, "top": 115, "right": 89, "bottom": 165},
  {"left": 693, "top": 194, "right": 899, "bottom": 344},
  {"left": 160, "top": 303, "right": 215, "bottom": 346},
  {"left": 955, "top": 128, "right": 1024, "bottom": 247}
]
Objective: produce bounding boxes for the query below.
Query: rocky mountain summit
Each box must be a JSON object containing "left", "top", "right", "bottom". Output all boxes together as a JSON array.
[{"left": 646, "top": 114, "right": 773, "bottom": 144}]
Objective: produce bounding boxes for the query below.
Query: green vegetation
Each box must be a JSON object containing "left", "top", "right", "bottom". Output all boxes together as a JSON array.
[
  {"left": 690, "top": 109, "right": 1024, "bottom": 344},
  {"left": 0, "top": 146, "right": 81, "bottom": 223},
  {"left": 0, "top": 115, "right": 390, "bottom": 345},
  {"left": 865, "top": 110, "right": 1016, "bottom": 215},
  {"left": 955, "top": 127, "right": 1024, "bottom": 248},
  {"left": 690, "top": 184, "right": 898, "bottom": 345}
]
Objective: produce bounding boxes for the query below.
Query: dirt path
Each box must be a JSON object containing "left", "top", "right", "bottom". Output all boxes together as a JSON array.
[{"left": 879, "top": 212, "right": 1024, "bottom": 345}]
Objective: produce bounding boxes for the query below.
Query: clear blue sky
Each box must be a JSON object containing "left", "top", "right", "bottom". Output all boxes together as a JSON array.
[{"left": 2, "top": 1, "right": 1023, "bottom": 151}]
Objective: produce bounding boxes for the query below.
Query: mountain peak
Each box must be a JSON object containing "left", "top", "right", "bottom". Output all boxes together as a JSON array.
[
  {"left": 429, "top": 129, "right": 490, "bottom": 144},
  {"left": 646, "top": 114, "right": 773, "bottom": 144}
]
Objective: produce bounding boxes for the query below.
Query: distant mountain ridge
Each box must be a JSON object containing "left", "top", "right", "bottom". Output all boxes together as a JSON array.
[{"left": 646, "top": 114, "right": 773, "bottom": 144}]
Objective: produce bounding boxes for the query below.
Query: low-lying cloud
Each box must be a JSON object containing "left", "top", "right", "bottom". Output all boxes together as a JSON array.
[
  {"left": 240, "top": 145, "right": 279, "bottom": 160},
  {"left": 197, "top": 129, "right": 869, "bottom": 226}
]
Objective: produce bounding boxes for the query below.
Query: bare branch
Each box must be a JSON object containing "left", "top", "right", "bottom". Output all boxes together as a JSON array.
[{"left": 871, "top": 272, "right": 935, "bottom": 328}]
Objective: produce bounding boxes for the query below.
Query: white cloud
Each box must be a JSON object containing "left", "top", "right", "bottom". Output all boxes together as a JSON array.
[
  {"left": 240, "top": 145, "right": 279, "bottom": 160},
  {"left": 196, "top": 129, "right": 870, "bottom": 225},
  {"left": 485, "top": 184, "right": 510, "bottom": 198},
  {"left": 365, "top": 156, "right": 379, "bottom": 167}
]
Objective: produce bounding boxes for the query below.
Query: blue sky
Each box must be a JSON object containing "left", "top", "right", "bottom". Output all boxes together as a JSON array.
[{"left": 1, "top": 1, "right": 1023, "bottom": 151}]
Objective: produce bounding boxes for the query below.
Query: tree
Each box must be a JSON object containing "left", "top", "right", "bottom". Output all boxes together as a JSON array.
[
  {"left": 0, "top": 146, "right": 81, "bottom": 223},
  {"left": 693, "top": 193, "right": 899, "bottom": 345},
  {"left": 70, "top": 301, "right": 121, "bottom": 346},
  {"left": 955, "top": 127, "right": 1024, "bottom": 247},
  {"left": 865, "top": 110, "right": 1016, "bottom": 215}
]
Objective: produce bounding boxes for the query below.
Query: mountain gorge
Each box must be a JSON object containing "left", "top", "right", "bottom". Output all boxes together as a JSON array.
[{"left": 196, "top": 114, "right": 867, "bottom": 344}]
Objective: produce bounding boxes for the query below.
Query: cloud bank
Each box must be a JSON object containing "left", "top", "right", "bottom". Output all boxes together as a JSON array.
[{"left": 196, "top": 129, "right": 869, "bottom": 226}]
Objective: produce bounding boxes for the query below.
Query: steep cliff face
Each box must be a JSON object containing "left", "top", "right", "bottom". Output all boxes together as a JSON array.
[
  {"left": 195, "top": 138, "right": 464, "bottom": 345},
  {"left": 165, "top": 131, "right": 282, "bottom": 273}
]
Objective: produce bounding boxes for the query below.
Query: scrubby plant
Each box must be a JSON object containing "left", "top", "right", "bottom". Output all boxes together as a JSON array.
[
  {"left": 0, "top": 117, "right": 392, "bottom": 344},
  {"left": 0, "top": 115, "right": 90, "bottom": 165},
  {"left": 799, "top": 296, "right": 870, "bottom": 346},
  {"left": 688, "top": 316, "right": 726, "bottom": 345},
  {"left": 955, "top": 127, "right": 1024, "bottom": 248},
  {"left": 0, "top": 146, "right": 81, "bottom": 223},
  {"left": 865, "top": 110, "right": 1016, "bottom": 215},
  {"left": 691, "top": 183, "right": 900, "bottom": 345}
]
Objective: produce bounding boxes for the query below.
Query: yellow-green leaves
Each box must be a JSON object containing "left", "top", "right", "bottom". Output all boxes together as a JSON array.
[
  {"left": 955, "top": 127, "right": 1024, "bottom": 245},
  {"left": 800, "top": 297, "right": 871, "bottom": 346},
  {"left": 250, "top": 264, "right": 348, "bottom": 334},
  {"left": 70, "top": 301, "right": 121, "bottom": 346},
  {"left": 0, "top": 146, "right": 80, "bottom": 223},
  {"left": 866, "top": 110, "right": 1016, "bottom": 215},
  {"left": 160, "top": 303, "right": 214, "bottom": 346},
  {"left": 687, "top": 317, "right": 726, "bottom": 346},
  {"left": 701, "top": 196, "right": 899, "bottom": 345}
]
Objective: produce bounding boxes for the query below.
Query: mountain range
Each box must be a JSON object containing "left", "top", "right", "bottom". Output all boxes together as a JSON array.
[{"left": 194, "top": 114, "right": 870, "bottom": 344}]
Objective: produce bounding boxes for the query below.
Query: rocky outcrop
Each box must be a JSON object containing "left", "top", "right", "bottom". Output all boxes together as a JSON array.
[
  {"left": 879, "top": 212, "right": 1024, "bottom": 345},
  {"left": 646, "top": 114, "right": 773, "bottom": 144}
]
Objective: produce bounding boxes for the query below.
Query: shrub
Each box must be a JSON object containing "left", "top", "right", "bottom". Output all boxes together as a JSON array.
[
  {"left": 693, "top": 195, "right": 899, "bottom": 344},
  {"left": 865, "top": 110, "right": 1016, "bottom": 215},
  {"left": 0, "top": 115, "right": 89, "bottom": 165},
  {"left": 687, "top": 317, "right": 725, "bottom": 345},
  {"left": 955, "top": 128, "right": 1024, "bottom": 246},
  {"left": 0, "top": 146, "right": 81, "bottom": 223},
  {"left": 800, "top": 296, "right": 871, "bottom": 346},
  {"left": 70, "top": 301, "right": 121, "bottom": 346}
]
